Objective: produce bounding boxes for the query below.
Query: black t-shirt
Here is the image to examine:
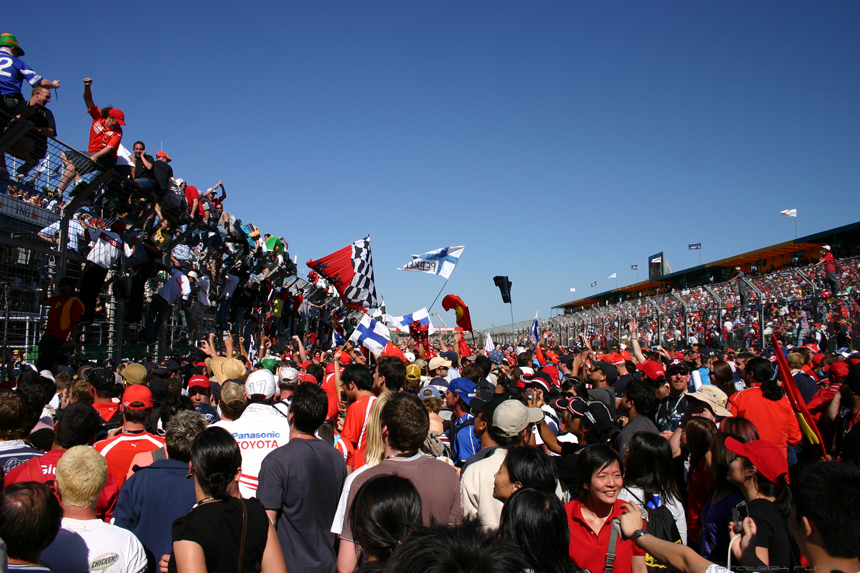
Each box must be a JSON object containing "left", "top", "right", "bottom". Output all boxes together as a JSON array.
[
  {"left": 134, "top": 154, "right": 156, "bottom": 182},
  {"left": 553, "top": 443, "right": 584, "bottom": 491},
  {"left": 153, "top": 161, "right": 173, "bottom": 191},
  {"left": 655, "top": 395, "right": 688, "bottom": 433},
  {"left": 747, "top": 498, "right": 800, "bottom": 573},
  {"left": 588, "top": 386, "right": 617, "bottom": 420},
  {"left": 169, "top": 497, "right": 269, "bottom": 573},
  {"left": 21, "top": 103, "right": 56, "bottom": 147}
]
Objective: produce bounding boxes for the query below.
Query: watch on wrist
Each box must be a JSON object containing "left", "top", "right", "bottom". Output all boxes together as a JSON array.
[{"left": 631, "top": 529, "right": 648, "bottom": 542}]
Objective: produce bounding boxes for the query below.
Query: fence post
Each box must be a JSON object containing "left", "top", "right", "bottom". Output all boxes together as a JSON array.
[
  {"left": 741, "top": 278, "right": 766, "bottom": 349},
  {"left": 703, "top": 285, "right": 723, "bottom": 348},
  {"left": 647, "top": 297, "right": 661, "bottom": 345},
  {"left": 672, "top": 292, "right": 689, "bottom": 346}
]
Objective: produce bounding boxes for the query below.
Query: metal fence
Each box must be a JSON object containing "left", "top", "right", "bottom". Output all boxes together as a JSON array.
[{"left": 485, "top": 256, "right": 860, "bottom": 353}]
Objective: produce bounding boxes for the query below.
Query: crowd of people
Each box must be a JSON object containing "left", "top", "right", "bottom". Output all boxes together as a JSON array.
[{"left": 0, "top": 314, "right": 859, "bottom": 573}]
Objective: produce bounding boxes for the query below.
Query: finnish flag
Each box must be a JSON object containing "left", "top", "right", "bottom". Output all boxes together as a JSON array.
[
  {"left": 529, "top": 311, "right": 539, "bottom": 345},
  {"left": 397, "top": 246, "right": 464, "bottom": 280},
  {"left": 348, "top": 315, "right": 391, "bottom": 356},
  {"left": 385, "top": 307, "right": 435, "bottom": 335},
  {"left": 331, "top": 331, "right": 346, "bottom": 348}
]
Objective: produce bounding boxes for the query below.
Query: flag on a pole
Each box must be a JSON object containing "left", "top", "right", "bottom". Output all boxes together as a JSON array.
[
  {"left": 307, "top": 236, "right": 377, "bottom": 310},
  {"left": 385, "top": 307, "right": 436, "bottom": 335},
  {"left": 442, "top": 295, "right": 473, "bottom": 332},
  {"left": 348, "top": 315, "right": 391, "bottom": 356},
  {"left": 332, "top": 331, "right": 346, "bottom": 348},
  {"left": 631, "top": 265, "right": 638, "bottom": 271},
  {"left": 651, "top": 256, "right": 662, "bottom": 263},
  {"left": 781, "top": 209, "right": 797, "bottom": 217},
  {"left": 591, "top": 281, "right": 597, "bottom": 287},
  {"left": 529, "top": 311, "right": 539, "bottom": 345},
  {"left": 570, "top": 287, "right": 576, "bottom": 293},
  {"left": 248, "top": 335, "right": 257, "bottom": 366},
  {"left": 371, "top": 297, "right": 386, "bottom": 321},
  {"left": 689, "top": 243, "right": 702, "bottom": 250},
  {"left": 608, "top": 273, "right": 617, "bottom": 279},
  {"left": 397, "top": 245, "right": 464, "bottom": 280},
  {"left": 484, "top": 332, "right": 494, "bottom": 353}
]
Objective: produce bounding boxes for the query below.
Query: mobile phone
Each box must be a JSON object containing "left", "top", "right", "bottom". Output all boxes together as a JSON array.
[{"left": 732, "top": 502, "right": 748, "bottom": 534}]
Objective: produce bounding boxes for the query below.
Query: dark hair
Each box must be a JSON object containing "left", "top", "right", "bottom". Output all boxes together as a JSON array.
[
  {"left": 16, "top": 371, "right": 55, "bottom": 434},
  {"left": 0, "top": 388, "right": 28, "bottom": 440},
  {"left": 342, "top": 364, "right": 373, "bottom": 392},
  {"left": 191, "top": 427, "right": 242, "bottom": 496},
  {"left": 474, "top": 355, "right": 492, "bottom": 378},
  {"left": 684, "top": 417, "right": 718, "bottom": 465},
  {"left": 290, "top": 383, "right": 328, "bottom": 433},
  {"left": 349, "top": 475, "right": 422, "bottom": 562},
  {"left": 165, "top": 410, "right": 207, "bottom": 463},
  {"left": 625, "top": 378, "right": 658, "bottom": 417},
  {"left": 133, "top": 140, "right": 145, "bottom": 149},
  {"left": 384, "top": 518, "right": 529, "bottom": 573},
  {"left": 57, "top": 276, "right": 76, "bottom": 291},
  {"left": 841, "top": 426, "right": 860, "bottom": 466},
  {"left": 516, "top": 352, "right": 533, "bottom": 368},
  {"left": 499, "top": 488, "right": 579, "bottom": 573},
  {"left": 726, "top": 450, "right": 793, "bottom": 518},
  {"left": 160, "top": 393, "right": 194, "bottom": 429},
  {"left": 56, "top": 402, "right": 101, "bottom": 448},
  {"left": 720, "top": 417, "right": 759, "bottom": 443},
  {"left": 0, "top": 482, "right": 62, "bottom": 562},
  {"left": 793, "top": 461, "right": 860, "bottom": 558},
  {"left": 503, "top": 447, "right": 558, "bottom": 494},
  {"left": 377, "top": 356, "right": 406, "bottom": 392},
  {"left": 746, "top": 358, "right": 784, "bottom": 401},
  {"left": 575, "top": 445, "right": 623, "bottom": 501},
  {"left": 123, "top": 406, "right": 152, "bottom": 425},
  {"left": 381, "top": 393, "right": 429, "bottom": 453},
  {"left": 306, "top": 363, "right": 324, "bottom": 385},
  {"left": 624, "top": 432, "right": 681, "bottom": 502},
  {"left": 462, "top": 363, "right": 484, "bottom": 384}
]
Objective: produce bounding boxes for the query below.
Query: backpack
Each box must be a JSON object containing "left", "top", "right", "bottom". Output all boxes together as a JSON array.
[
  {"left": 626, "top": 490, "right": 682, "bottom": 573},
  {"left": 445, "top": 417, "right": 474, "bottom": 461}
]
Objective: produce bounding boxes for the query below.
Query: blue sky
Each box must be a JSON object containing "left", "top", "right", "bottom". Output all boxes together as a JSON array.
[{"left": 8, "top": 1, "right": 859, "bottom": 328}]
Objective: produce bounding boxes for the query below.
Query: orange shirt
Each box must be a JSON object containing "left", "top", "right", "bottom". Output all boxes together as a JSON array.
[
  {"left": 94, "top": 431, "right": 165, "bottom": 488},
  {"left": 342, "top": 395, "right": 377, "bottom": 470},
  {"left": 727, "top": 385, "right": 802, "bottom": 457}
]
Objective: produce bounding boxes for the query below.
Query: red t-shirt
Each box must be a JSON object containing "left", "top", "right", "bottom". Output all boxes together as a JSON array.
[
  {"left": 184, "top": 185, "right": 203, "bottom": 216},
  {"left": 321, "top": 373, "right": 340, "bottom": 423},
  {"left": 727, "top": 384, "right": 802, "bottom": 457},
  {"left": 5, "top": 449, "right": 120, "bottom": 520},
  {"left": 43, "top": 295, "right": 84, "bottom": 340},
  {"left": 334, "top": 433, "right": 356, "bottom": 468},
  {"left": 566, "top": 499, "right": 645, "bottom": 573},
  {"left": 87, "top": 105, "right": 122, "bottom": 157},
  {"left": 93, "top": 401, "right": 120, "bottom": 422},
  {"left": 94, "top": 431, "right": 165, "bottom": 488},
  {"left": 822, "top": 252, "right": 836, "bottom": 274},
  {"left": 342, "top": 395, "right": 377, "bottom": 470},
  {"left": 687, "top": 457, "right": 715, "bottom": 544}
]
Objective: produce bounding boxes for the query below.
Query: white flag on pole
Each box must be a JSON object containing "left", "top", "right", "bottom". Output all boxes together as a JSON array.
[
  {"left": 608, "top": 273, "right": 617, "bottom": 279},
  {"left": 484, "top": 332, "right": 495, "bottom": 353},
  {"left": 348, "top": 315, "right": 391, "bottom": 356},
  {"left": 570, "top": 287, "right": 576, "bottom": 293},
  {"left": 781, "top": 209, "right": 797, "bottom": 217},
  {"left": 397, "top": 246, "right": 464, "bottom": 280},
  {"left": 651, "top": 256, "right": 662, "bottom": 263},
  {"left": 385, "top": 307, "right": 435, "bottom": 335}
]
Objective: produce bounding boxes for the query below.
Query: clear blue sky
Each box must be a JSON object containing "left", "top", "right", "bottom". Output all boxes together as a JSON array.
[{"left": 9, "top": 1, "right": 859, "bottom": 328}]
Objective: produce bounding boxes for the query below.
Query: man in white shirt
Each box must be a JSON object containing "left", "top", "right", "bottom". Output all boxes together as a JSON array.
[
  {"left": 212, "top": 370, "right": 290, "bottom": 498},
  {"left": 79, "top": 221, "right": 138, "bottom": 323},
  {"left": 41, "top": 446, "right": 147, "bottom": 573},
  {"left": 38, "top": 217, "right": 86, "bottom": 252},
  {"left": 143, "top": 268, "right": 194, "bottom": 343}
]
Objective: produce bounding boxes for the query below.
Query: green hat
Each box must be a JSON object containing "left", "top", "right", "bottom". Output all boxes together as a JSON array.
[
  {"left": 260, "top": 357, "right": 279, "bottom": 373},
  {"left": 0, "top": 34, "right": 24, "bottom": 56}
]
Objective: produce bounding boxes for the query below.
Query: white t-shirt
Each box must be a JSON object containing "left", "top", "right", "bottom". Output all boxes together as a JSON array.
[
  {"left": 42, "top": 517, "right": 147, "bottom": 573},
  {"left": 213, "top": 403, "right": 291, "bottom": 498},
  {"left": 618, "top": 485, "right": 688, "bottom": 545},
  {"left": 330, "top": 463, "right": 375, "bottom": 535},
  {"left": 86, "top": 229, "right": 134, "bottom": 269}
]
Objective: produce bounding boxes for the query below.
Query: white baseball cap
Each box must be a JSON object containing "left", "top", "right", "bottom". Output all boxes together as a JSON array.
[{"left": 245, "top": 370, "right": 276, "bottom": 400}]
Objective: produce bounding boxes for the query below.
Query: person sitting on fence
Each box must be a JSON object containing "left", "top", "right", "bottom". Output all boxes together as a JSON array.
[
  {"left": 0, "top": 33, "right": 60, "bottom": 125},
  {"left": 8, "top": 85, "right": 57, "bottom": 181}
]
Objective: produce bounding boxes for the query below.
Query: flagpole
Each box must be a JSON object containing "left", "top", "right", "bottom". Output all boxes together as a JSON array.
[
  {"left": 427, "top": 277, "right": 450, "bottom": 313},
  {"left": 795, "top": 216, "right": 798, "bottom": 240}
]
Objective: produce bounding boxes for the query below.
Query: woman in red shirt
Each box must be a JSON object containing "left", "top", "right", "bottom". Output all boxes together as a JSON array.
[{"left": 565, "top": 446, "right": 647, "bottom": 573}]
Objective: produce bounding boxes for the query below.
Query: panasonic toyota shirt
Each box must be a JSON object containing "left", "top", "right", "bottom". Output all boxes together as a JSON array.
[{"left": 213, "top": 403, "right": 291, "bottom": 498}]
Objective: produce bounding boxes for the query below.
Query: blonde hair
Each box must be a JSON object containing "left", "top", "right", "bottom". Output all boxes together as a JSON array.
[
  {"left": 364, "top": 392, "right": 392, "bottom": 467},
  {"left": 69, "top": 377, "right": 93, "bottom": 405},
  {"left": 787, "top": 353, "right": 805, "bottom": 370},
  {"left": 56, "top": 446, "right": 107, "bottom": 508}
]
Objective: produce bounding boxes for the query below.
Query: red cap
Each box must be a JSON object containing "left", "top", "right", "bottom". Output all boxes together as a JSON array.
[
  {"left": 825, "top": 362, "right": 849, "bottom": 380},
  {"left": 635, "top": 360, "right": 666, "bottom": 381},
  {"left": 339, "top": 352, "right": 351, "bottom": 366},
  {"left": 108, "top": 108, "right": 126, "bottom": 125},
  {"left": 188, "top": 375, "right": 211, "bottom": 389},
  {"left": 725, "top": 437, "right": 788, "bottom": 484},
  {"left": 542, "top": 365, "right": 561, "bottom": 386},
  {"left": 299, "top": 373, "right": 317, "bottom": 384},
  {"left": 110, "top": 221, "right": 127, "bottom": 233},
  {"left": 812, "top": 353, "right": 825, "bottom": 365},
  {"left": 297, "top": 361, "right": 312, "bottom": 370},
  {"left": 122, "top": 384, "right": 153, "bottom": 410},
  {"left": 325, "top": 363, "right": 335, "bottom": 376},
  {"left": 155, "top": 151, "right": 172, "bottom": 162}
]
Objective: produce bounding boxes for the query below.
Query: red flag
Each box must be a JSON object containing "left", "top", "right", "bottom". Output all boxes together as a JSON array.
[
  {"left": 771, "top": 333, "right": 827, "bottom": 458},
  {"left": 442, "top": 295, "right": 473, "bottom": 332},
  {"left": 307, "top": 236, "right": 378, "bottom": 310}
]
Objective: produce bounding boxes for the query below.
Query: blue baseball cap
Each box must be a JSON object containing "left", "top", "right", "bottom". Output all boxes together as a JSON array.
[{"left": 447, "top": 377, "right": 477, "bottom": 406}]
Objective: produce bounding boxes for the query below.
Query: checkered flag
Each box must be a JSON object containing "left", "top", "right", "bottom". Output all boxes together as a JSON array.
[{"left": 307, "top": 236, "right": 378, "bottom": 310}]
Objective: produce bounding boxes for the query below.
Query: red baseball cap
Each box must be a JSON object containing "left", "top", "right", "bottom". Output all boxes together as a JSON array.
[
  {"left": 188, "top": 375, "right": 211, "bottom": 389},
  {"left": 299, "top": 373, "right": 317, "bottom": 384},
  {"left": 122, "top": 384, "right": 153, "bottom": 410},
  {"left": 725, "top": 437, "right": 788, "bottom": 484},
  {"left": 156, "top": 151, "right": 172, "bottom": 162},
  {"left": 325, "top": 363, "right": 335, "bottom": 376},
  {"left": 635, "top": 360, "right": 666, "bottom": 381},
  {"left": 108, "top": 108, "right": 126, "bottom": 125},
  {"left": 825, "top": 362, "right": 849, "bottom": 381}
]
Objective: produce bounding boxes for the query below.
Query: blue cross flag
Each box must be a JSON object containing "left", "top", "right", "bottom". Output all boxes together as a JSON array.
[
  {"left": 529, "top": 311, "right": 539, "bottom": 345},
  {"left": 385, "top": 307, "right": 436, "bottom": 335},
  {"left": 348, "top": 315, "right": 391, "bottom": 356},
  {"left": 397, "top": 245, "right": 464, "bottom": 280}
]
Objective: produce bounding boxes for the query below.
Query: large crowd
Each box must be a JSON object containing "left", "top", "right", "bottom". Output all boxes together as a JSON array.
[{"left": 3, "top": 31, "right": 860, "bottom": 573}]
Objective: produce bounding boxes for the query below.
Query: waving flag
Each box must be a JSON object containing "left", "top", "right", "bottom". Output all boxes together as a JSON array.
[
  {"left": 608, "top": 273, "right": 617, "bottom": 279},
  {"left": 689, "top": 243, "right": 702, "bottom": 250},
  {"left": 781, "top": 209, "right": 797, "bottom": 217},
  {"left": 398, "top": 245, "right": 464, "bottom": 279},
  {"left": 348, "top": 315, "right": 391, "bottom": 356},
  {"left": 631, "top": 265, "right": 638, "bottom": 270},
  {"left": 591, "top": 281, "right": 597, "bottom": 287},
  {"left": 484, "top": 332, "right": 495, "bottom": 353},
  {"left": 307, "top": 236, "right": 377, "bottom": 310},
  {"left": 771, "top": 333, "right": 826, "bottom": 457},
  {"left": 332, "top": 331, "right": 346, "bottom": 348},
  {"left": 442, "top": 294, "right": 473, "bottom": 332},
  {"left": 529, "top": 311, "right": 539, "bottom": 345},
  {"left": 570, "top": 287, "right": 576, "bottom": 293},
  {"left": 385, "top": 307, "right": 436, "bottom": 335}
]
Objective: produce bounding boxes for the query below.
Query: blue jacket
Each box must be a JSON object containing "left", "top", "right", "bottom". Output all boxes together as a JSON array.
[{"left": 113, "top": 459, "right": 196, "bottom": 571}]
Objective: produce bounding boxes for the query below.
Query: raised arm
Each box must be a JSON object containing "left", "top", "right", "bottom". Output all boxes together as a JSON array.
[
  {"left": 292, "top": 335, "right": 308, "bottom": 364},
  {"left": 82, "top": 78, "right": 94, "bottom": 109},
  {"left": 629, "top": 318, "right": 646, "bottom": 363}
]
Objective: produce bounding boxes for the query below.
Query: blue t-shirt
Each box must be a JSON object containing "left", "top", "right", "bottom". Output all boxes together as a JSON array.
[
  {"left": 451, "top": 413, "right": 481, "bottom": 466},
  {"left": 0, "top": 50, "right": 42, "bottom": 96}
]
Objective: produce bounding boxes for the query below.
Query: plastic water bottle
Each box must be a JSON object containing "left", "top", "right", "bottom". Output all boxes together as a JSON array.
[{"left": 646, "top": 494, "right": 662, "bottom": 509}]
